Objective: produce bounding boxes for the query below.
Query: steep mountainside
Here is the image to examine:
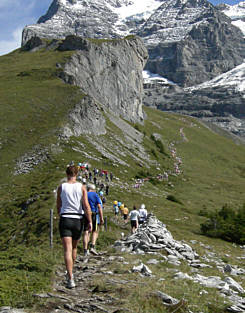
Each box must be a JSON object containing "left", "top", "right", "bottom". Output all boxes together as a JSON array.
[{"left": 22, "top": 0, "right": 245, "bottom": 87}]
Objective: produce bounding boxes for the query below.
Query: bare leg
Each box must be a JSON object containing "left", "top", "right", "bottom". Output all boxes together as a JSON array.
[
  {"left": 72, "top": 239, "right": 79, "bottom": 263},
  {"left": 83, "top": 230, "right": 90, "bottom": 250},
  {"left": 91, "top": 230, "right": 99, "bottom": 246},
  {"left": 62, "top": 237, "right": 73, "bottom": 279}
]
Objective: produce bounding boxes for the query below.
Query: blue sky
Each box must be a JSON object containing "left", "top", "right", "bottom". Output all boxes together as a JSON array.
[{"left": 0, "top": 0, "right": 242, "bottom": 56}]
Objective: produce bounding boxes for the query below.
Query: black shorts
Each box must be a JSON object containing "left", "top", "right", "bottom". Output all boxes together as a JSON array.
[
  {"left": 131, "top": 220, "right": 137, "bottom": 228},
  {"left": 59, "top": 217, "right": 83, "bottom": 240},
  {"left": 84, "top": 213, "right": 99, "bottom": 232},
  {"left": 123, "top": 214, "right": 128, "bottom": 220}
]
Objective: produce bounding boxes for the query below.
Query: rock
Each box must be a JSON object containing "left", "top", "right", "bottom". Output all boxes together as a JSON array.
[
  {"left": 224, "top": 277, "right": 244, "bottom": 294},
  {"left": 58, "top": 35, "right": 148, "bottom": 123},
  {"left": 154, "top": 291, "right": 178, "bottom": 305},
  {"left": 174, "top": 272, "right": 193, "bottom": 280},
  {"left": 114, "top": 214, "right": 199, "bottom": 263},
  {"left": 224, "top": 264, "right": 233, "bottom": 273},
  {"left": 0, "top": 308, "right": 26, "bottom": 313},
  {"left": 61, "top": 96, "right": 106, "bottom": 139},
  {"left": 132, "top": 263, "right": 152, "bottom": 276},
  {"left": 146, "top": 259, "right": 159, "bottom": 265}
]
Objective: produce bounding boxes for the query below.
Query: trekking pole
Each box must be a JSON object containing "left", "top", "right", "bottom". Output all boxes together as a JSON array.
[{"left": 50, "top": 209, "right": 53, "bottom": 249}]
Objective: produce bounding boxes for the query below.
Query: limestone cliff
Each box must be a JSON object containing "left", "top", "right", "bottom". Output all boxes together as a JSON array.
[{"left": 57, "top": 35, "right": 148, "bottom": 122}]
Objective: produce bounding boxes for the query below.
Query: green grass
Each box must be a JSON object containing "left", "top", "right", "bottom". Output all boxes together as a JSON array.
[{"left": 0, "top": 47, "right": 245, "bottom": 311}]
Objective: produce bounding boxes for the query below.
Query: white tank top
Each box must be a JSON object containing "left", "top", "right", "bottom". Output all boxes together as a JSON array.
[{"left": 60, "top": 182, "right": 83, "bottom": 219}]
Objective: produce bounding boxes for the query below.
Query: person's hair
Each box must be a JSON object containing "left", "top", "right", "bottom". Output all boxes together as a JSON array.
[
  {"left": 133, "top": 205, "right": 137, "bottom": 210},
  {"left": 87, "top": 183, "right": 96, "bottom": 191},
  {"left": 66, "top": 165, "right": 79, "bottom": 177}
]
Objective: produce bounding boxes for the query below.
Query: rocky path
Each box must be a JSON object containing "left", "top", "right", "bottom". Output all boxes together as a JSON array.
[
  {"left": 1, "top": 214, "right": 245, "bottom": 313},
  {"left": 33, "top": 253, "right": 130, "bottom": 313}
]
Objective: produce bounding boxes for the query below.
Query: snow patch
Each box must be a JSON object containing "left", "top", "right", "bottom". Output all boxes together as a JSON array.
[
  {"left": 222, "top": 2, "right": 245, "bottom": 35},
  {"left": 232, "top": 20, "right": 245, "bottom": 35},
  {"left": 108, "top": 0, "right": 162, "bottom": 22},
  {"left": 143, "top": 70, "right": 175, "bottom": 85},
  {"left": 186, "top": 61, "right": 245, "bottom": 93}
]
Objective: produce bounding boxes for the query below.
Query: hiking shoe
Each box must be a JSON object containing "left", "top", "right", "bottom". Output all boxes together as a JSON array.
[
  {"left": 84, "top": 250, "right": 90, "bottom": 257},
  {"left": 90, "top": 247, "right": 98, "bottom": 255},
  {"left": 67, "top": 278, "right": 76, "bottom": 289}
]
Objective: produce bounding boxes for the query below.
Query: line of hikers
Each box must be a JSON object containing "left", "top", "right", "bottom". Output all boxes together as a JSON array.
[
  {"left": 113, "top": 201, "right": 148, "bottom": 233},
  {"left": 57, "top": 165, "right": 105, "bottom": 289},
  {"left": 56, "top": 165, "right": 148, "bottom": 289}
]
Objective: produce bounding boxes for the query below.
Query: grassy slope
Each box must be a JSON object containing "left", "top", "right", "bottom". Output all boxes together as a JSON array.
[{"left": 0, "top": 49, "right": 244, "bottom": 310}]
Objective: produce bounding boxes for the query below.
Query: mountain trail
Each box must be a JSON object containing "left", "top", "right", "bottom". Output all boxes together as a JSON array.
[{"left": 33, "top": 253, "right": 131, "bottom": 313}]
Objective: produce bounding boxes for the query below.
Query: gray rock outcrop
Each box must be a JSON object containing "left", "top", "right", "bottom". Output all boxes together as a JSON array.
[
  {"left": 57, "top": 35, "right": 148, "bottom": 122},
  {"left": 114, "top": 214, "right": 199, "bottom": 262},
  {"left": 60, "top": 96, "right": 106, "bottom": 139}
]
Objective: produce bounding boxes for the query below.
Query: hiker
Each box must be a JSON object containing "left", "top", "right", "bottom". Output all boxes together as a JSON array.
[
  {"left": 99, "top": 191, "right": 106, "bottom": 206},
  {"left": 113, "top": 201, "right": 119, "bottom": 217},
  {"left": 119, "top": 203, "right": 124, "bottom": 216},
  {"left": 57, "top": 165, "right": 92, "bottom": 289},
  {"left": 83, "top": 184, "right": 104, "bottom": 256},
  {"left": 138, "top": 203, "right": 148, "bottom": 225},
  {"left": 129, "top": 205, "right": 140, "bottom": 233},
  {"left": 89, "top": 172, "right": 92, "bottom": 182},
  {"left": 122, "top": 205, "right": 129, "bottom": 223},
  {"left": 105, "top": 184, "right": 109, "bottom": 196},
  {"left": 99, "top": 182, "right": 104, "bottom": 192}
]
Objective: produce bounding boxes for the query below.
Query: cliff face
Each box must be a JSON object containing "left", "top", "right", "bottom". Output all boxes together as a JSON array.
[
  {"left": 23, "top": 35, "right": 148, "bottom": 124},
  {"left": 144, "top": 6, "right": 245, "bottom": 86},
  {"left": 57, "top": 35, "right": 148, "bottom": 122}
]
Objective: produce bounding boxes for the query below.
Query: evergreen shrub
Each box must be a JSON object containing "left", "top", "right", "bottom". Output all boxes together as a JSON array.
[{"left": 201, "top": 204, "right": 245, "bottom": 244}]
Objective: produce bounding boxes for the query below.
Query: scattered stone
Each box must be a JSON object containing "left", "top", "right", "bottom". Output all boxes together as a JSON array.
[
  {"left": 132, "top": 263, "right": 152, "bottom": 276},
  {"left": 0, "top": 308, "right": 26, "bottom": 313},
  {"left": 146, "top": 259, "right": 159, "bottom": 265}
]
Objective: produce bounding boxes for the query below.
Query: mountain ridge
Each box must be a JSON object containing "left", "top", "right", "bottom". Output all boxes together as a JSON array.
[{"left": 22, "top": 0, "right": 245, "bottom": 87}]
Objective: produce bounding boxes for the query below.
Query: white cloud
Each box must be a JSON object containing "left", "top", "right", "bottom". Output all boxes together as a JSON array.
[{"left": 0, "top": 28, "right": 22, "bottom": 56}]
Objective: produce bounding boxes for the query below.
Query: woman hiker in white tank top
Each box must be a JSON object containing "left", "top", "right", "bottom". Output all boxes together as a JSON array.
[{"left": 57, "top": 165, "right": 92, "bottom": 288}]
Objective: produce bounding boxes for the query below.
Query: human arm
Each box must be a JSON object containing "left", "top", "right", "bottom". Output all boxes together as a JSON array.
[
  {"left": 98, "top": 203, "right": 104, "bottom": 225},
  {"left": 56, "top": 185, "right": 62, "bottom": 216},
  {"left": 82, "top": 185, "right": 92, "bottom": 232}
]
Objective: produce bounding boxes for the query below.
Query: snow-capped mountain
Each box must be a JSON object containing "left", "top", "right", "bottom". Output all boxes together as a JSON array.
[
  {"left": 21, "top": 0, "right": 245, "bottom": 138},
  {"left": 218, "top": 1, "right": 245, "bottom": 35},
  {"left": 22, "top": 0, "right": 245, "bottom": 87}
]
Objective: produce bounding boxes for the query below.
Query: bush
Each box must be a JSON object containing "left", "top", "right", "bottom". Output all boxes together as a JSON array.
[{"left": 201, "top": 204, "right": 245, "bottom": 244}]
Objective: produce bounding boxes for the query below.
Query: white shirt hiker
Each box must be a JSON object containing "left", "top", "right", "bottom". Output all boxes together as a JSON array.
[{"left": 129, "top": 209, "right": 139, "bottom": 221}]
